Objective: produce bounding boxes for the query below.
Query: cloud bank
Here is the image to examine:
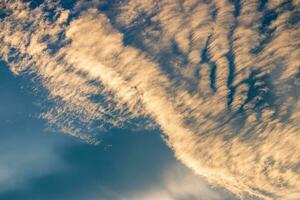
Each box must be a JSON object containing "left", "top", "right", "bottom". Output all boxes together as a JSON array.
[{"left": 0, "top": 0, "right": 299, "bottom": 199}]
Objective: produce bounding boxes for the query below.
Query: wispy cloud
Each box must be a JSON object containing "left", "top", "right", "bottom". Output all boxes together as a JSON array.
[
  {"left": 127, "top": 164, "right": 230, "bottom": 200},
  {"left": 0, "top": 0, "right": 299, "bottom": 199}
]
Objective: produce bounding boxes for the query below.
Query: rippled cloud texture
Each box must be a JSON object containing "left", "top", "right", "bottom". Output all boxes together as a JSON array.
[{"left": 0, "top": 0, "right": 299, "bottom": 199}]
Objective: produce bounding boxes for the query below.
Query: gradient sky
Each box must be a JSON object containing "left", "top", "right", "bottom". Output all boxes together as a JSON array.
[
  {"left": 0, "top": 61, "right": 236, "bottom": 200},
  {"left": 0, "top": 0, "right": 299, "bottom": 199}
]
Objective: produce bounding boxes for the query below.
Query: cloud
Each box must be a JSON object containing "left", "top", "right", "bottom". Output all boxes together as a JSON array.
[
  {"left": 127, "top": 164, "right": 232, "bottom": 200},
  {"left": 0, "top": 126, "right": 233, "bottom": 200},
  {"left": 0, "top": 139, "right": 64, "bottom": 193},
  {"left": 0, "top": 63, "right": 67, "bottom": 193},
  {"left": 0, "top": 0, "right": 299, "bottom": 199}
]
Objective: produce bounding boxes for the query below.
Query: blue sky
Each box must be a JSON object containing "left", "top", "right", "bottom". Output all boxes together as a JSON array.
[
  {"left": 0, "top": 61, "right": 236, "bottom": 200},
  {"left": 0, "top": 0, "right": 299, "bottom": 199}
]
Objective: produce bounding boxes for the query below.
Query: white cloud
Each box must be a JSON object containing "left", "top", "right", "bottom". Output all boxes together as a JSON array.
[
  {"left": 0, "top": 1, "right": 299, "bottom": 199},
  {"left": 116, "top": 164, "right": 230, "bottom": 200}
]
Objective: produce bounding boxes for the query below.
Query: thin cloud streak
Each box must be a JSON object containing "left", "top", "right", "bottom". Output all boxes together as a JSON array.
[{"left": 0, "top": 1, "right": 299, "bottom": 199}]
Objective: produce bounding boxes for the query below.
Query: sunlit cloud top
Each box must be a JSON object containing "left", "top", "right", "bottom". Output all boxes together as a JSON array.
[{"left": 0, "top": 0, "right": 299, "bottom": 199}]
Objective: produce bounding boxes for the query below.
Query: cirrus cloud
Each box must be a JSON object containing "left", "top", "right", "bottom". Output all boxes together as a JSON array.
[{"left": 0, "top": 0, "right": 299, "bottom": 199}]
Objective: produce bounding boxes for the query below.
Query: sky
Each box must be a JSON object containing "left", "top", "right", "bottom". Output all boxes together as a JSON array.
[
  {"left": 0, "top": 0, "right": 299, "bottom": 200},
  {"left": 0, "top": 61, "right": 237, "bottom": 200}
]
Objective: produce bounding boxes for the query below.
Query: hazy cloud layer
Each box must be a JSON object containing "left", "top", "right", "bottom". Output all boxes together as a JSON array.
[
  {"left": 0, "top": 0, "right": 299, "bottom": 199},
  {"left": 126, "top": 164, "right": 234, "bottom": 200}
]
